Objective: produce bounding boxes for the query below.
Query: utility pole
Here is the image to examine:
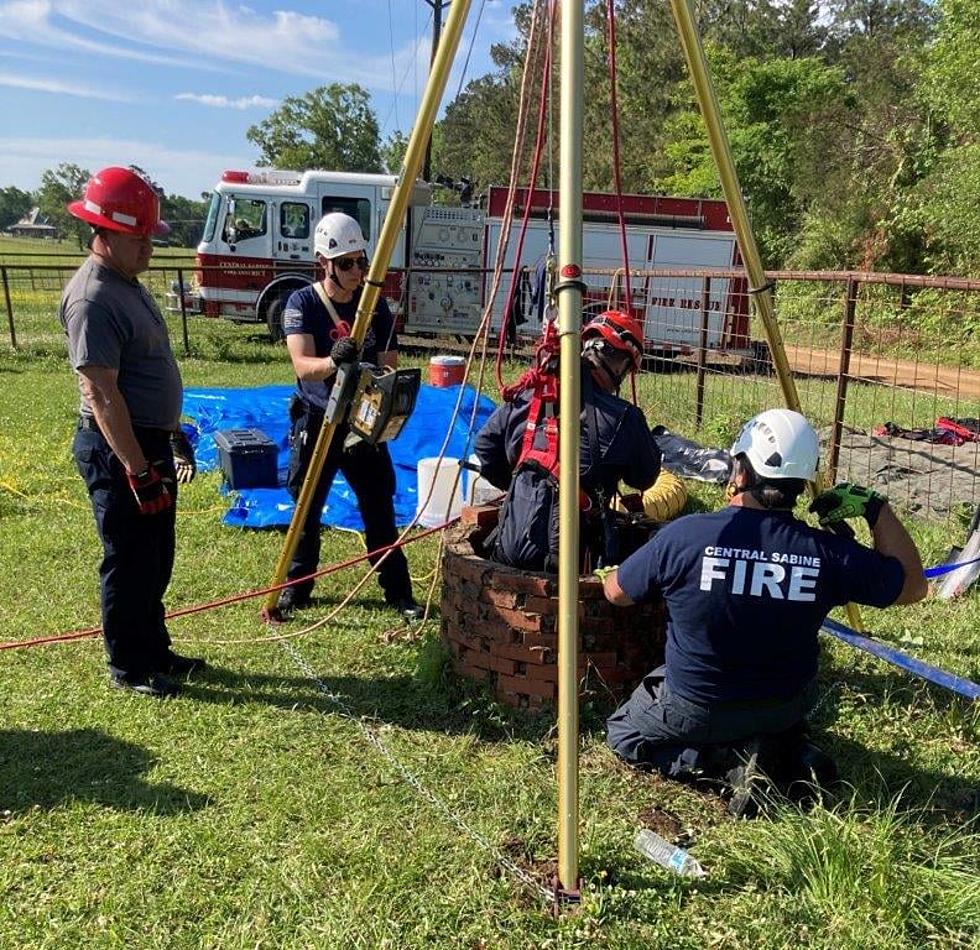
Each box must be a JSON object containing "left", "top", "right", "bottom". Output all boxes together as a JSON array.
[{"left": 423, "top": 0, "right": 451, "bottom": 182}]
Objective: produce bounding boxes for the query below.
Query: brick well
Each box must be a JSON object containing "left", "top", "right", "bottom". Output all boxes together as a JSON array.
[{"left": 440, "top": 505, "right": 666, "bottom": 710}]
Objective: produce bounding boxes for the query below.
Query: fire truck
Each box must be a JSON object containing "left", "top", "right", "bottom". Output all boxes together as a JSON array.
[{"left": 169, "top": 168, "right": 750, "bottom": 354}]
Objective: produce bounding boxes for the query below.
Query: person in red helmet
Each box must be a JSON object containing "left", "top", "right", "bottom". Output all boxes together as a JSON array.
[
  {"left": 474, "top": 309, "right": 661, "bottom": 572},
  {"left": 60, "top": 166, "right": 204, "bottom": 698}
]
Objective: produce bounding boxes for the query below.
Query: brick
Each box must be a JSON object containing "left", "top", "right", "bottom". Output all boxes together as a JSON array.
[
  {"left": 580, "top": 617, "right": 615, "bottom": 638},
  {"left": 450, "top": 555, "right": 492, "bottom": 585},
  {"left": 491, "top": 606, "right": 545, "bottom": 634},
  {"left": 498, "top": 673, "right": 557, "bottom": 700},
  {"left": 496, "top": 572, "right": 556, "bottom": 597},
  {"left": 479, "top": 587, "right": 521, "bottom": 610},
  {"left": 524, "top": 662, "right": 558, "bottom": 683},
  {"left": 489, "top": 654, "right": 517, "bottom": 676},
  {"left": 494, "top": 641, "right": 551, "bottom": 664},
  {"left": 578, "top": 579, "right": 606, "bottom": 600},
  {"left": 522, "top": 595, "right": 556, "bottom": 615},
  {"left": 460, "top": 504, "right": 500, "bottom": 528}
]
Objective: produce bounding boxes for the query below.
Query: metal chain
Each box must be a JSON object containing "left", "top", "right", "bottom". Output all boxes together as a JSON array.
[{"left": 280, "top": 641, "right": 556, "bottom": 904}]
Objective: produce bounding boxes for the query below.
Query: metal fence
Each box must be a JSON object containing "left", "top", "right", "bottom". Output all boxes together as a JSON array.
[{"left": 4, "top": 257, "right": 979, "bottom": 523}]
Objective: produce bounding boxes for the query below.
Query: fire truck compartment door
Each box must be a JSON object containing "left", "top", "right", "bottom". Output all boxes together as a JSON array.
[{"left": 644, "top": 234, "right": 735, "bottom": 349}]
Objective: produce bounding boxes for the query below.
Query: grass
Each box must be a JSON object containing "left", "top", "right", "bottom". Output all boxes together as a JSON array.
[{"left": 1, "top": 257, "right": 979, "bottom": 947}]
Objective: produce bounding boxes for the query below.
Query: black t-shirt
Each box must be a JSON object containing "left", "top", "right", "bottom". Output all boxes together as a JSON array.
[
  {"left": 617, "top": 506, "right": 905, "bottom": 703},
  {"left": 282, "top": 284, "right": 397, "bottom": 409}
]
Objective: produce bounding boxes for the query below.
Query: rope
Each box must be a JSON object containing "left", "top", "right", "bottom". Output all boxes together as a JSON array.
[
  {"left": 494, "top": 0, "right": 554, "bottom": 393},
  {"left": 605, "top": 0, "right": 632, "bottom": 311},
  {"left": 0, "top": 521, "right": 451, "bottom": 652}
]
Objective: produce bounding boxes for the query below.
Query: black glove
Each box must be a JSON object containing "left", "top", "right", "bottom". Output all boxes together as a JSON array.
[
  {"left": 170, "top": 429, "right": 196, "bottom": 484},
  {"left": 330, "top": 336, "right": 359, "bottom": 365},
  {"left": 126, "top": 464, "right": 173, "bottom": 515}
]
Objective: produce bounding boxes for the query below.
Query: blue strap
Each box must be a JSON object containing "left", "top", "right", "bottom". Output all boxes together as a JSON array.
[
  {"left": 923, "top": 553, "right": 980, "bottom": 579},
  {"left": 821, "top": 618, "right": 980, "bottom": 701}
]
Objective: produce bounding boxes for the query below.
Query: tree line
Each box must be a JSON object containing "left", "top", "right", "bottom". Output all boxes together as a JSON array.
[
  {"left": 4, "top": 0, "right": 976, "bottom": 275},
  {"left": 0, "top": 165, "right": 207, "bottom": 249},
  {"left": 244, "top": 0, "right": 980, "bottom": 277}
]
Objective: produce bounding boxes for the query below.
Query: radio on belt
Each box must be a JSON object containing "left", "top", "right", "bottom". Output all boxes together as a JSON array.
[{"left": 324, "top": 360, "right": 421, "bottom": 444}]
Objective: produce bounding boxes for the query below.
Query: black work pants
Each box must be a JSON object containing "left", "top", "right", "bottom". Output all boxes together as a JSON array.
[
  {"left": 72, "top": 424, "right": 176, "bottom": 678},
  {"left": 285, "top": 400, "right": 413, "bottom": 604},
  {"left": 606, "top": 665, "right": 818, "bottom": 773}
]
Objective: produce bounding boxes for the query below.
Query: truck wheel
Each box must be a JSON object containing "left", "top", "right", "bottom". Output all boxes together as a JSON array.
[{"left": 265, "top": 295, "right": 287, "bottom": 342}]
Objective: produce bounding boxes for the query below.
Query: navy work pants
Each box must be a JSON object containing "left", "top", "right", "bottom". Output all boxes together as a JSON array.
[
  {"left": 285, "top": 400, "right": 413, "bottom": 604},
  {"left": 72, "top": 424, "right": 176, "bottom": 678},
  {"left": 606, "top": 666, "right": 818, "bottom": 774}
]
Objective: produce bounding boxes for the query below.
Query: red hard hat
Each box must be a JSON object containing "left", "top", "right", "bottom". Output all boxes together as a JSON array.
[
  {"left": 582, "top": 310, "right": 643, "bottom": 370},
  {"left": 67, "top": 166, "right": 169, "bottom": 238}
]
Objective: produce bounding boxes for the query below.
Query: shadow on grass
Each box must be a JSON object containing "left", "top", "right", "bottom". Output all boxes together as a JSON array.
[
  {"left": 0, "top": 728, "right": 210, "bottom": 814},
  {"left": 182, "top": 660, "right": 558, "bottom": 745}
]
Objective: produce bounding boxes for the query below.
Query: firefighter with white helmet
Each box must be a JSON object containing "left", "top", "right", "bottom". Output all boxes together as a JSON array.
[
  {"left": 276, "top": 212, "right": 420, "bottom": 620},
  {"left": 602, "top": 408, "right": 927, "bottom": 813},
  {"left": 474, "top": 310, "right": 662, "bottom": 572},
  {"left": 60, "top": 166, "right": 204, "bottom": 697}
]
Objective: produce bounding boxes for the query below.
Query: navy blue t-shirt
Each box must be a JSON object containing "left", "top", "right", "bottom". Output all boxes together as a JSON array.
[
  {"left": 617, "top": 506, "right": 905, "bottom": 703},
  {"left": 282, "top": 284, "right": 397, "bottom": 409}
]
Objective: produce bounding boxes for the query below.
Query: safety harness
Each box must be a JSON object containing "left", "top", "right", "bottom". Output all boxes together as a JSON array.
[{"left": 500, "top": 319, "right": 620, "bottom": 568}]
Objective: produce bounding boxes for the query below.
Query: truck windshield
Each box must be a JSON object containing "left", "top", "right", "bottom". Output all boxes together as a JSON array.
[{"left": 203, "top": 191, "right": 221, "bottom": 242}]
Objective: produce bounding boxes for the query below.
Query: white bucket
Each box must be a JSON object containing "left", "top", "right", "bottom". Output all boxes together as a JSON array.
[
  {"left": 416, "top": 456, "right": 463, "bottom": 527},
  {"left": 465, "top": 454, "right": 502, "bottom": 506}
]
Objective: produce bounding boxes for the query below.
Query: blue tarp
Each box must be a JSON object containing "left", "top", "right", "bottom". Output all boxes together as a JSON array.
[{"left": 181, "top": 383, "right": 497, "bottom": 530}]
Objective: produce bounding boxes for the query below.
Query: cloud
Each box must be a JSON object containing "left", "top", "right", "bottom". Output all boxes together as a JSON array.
[
  {"left": 0, "top": 0, "right": 224, "bottom": 71},
  {"left": 0, "top": 1, "right": 414, "bottom": 88},
  {"left": 0, "top": 69, "right": 130, "bottom": 100},
  {"left": 176, "top": 93, "right": 278, "bottom": 111},
  {"left": 0, "top": 135, "right": 255, "bottom": 198}
]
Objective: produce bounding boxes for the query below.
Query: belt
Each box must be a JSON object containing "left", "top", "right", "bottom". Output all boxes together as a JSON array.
[{"left": 78, "top": 415, "right": 171, "bottom": 436}]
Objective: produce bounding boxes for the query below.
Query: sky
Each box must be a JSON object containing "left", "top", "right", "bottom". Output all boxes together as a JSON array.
[{"left": 0, "top": 0, "right": 517, "bottom": 199}]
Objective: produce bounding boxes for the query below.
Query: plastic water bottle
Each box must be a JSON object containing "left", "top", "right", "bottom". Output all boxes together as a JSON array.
[{"left": 633, "top": 829, "right": 706, "bottom": 878}]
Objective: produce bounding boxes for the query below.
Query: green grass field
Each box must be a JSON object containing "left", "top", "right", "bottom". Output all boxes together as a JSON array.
[{"left": 1, "top": 243, "right": 979, "bottom": 948}]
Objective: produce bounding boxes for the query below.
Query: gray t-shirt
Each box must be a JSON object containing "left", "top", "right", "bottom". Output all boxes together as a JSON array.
[{"left": 60, "top": 257, "right": 183, "bottom": 429}]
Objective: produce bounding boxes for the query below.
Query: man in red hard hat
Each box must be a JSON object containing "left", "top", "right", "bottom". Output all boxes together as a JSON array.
[
  {"left": 475, "top": 309, "right": 661, "bottom": 572},
  {"left": 60, "top": 166, "right": 204, "bottom": 698}
]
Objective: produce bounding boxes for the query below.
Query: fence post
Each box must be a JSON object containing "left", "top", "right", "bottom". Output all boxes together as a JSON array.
[
  {"left": 177, "top": 267, "right": 190, "bottom": 357},
  {"left": 1, "top": 266, "right": 16, "bottom": 350},
  {"left": 695, "top": 276, "right": 711, "bottom": 427},
  {"left": 828, "top": 276, "right": 858, "bottom": 483}
]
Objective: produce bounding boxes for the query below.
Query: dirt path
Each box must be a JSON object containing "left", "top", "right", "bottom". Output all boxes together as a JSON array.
[{"left": 784, "top": 344, "right": 980, "bottom": 402}]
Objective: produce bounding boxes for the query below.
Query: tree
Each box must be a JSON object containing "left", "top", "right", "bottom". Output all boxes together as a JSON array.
[
  {"left": 36, "top": 164, "right": 90, "bottom": 249},
  {"left": 161, "top": 194, "right": 208, "bottom": 248},
  {"left": 381, "top": 130, "right": 409, "bottom": 175},
  {"left": 246, "top": 84, "right": 383, "bottom": 173},
  {"left": 0, "top": 186, "right": 33, "bottom": 231},
  {"left": 655, "top": 47, "right": 853, "bottom": 264}
]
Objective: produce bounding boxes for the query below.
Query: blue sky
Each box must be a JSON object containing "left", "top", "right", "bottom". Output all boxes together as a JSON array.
[{"left": 0, "top": 0, "right": 517, "bottom": 198}]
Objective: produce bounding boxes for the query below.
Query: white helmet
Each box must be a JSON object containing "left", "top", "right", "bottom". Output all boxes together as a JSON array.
[
  {"left": 314, "top": 212, "right": 368, "bottom": 259},
  {"left": 730, "top": 409, "right": 820, "bottom": 481}
]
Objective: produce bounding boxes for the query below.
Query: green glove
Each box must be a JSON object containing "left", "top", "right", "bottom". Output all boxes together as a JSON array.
[
  {"left": 809, "top": 482, "right": 887, "bottom": 528},
  {"left": 594, "top": 565, "right": 618, "bottom": 583}
]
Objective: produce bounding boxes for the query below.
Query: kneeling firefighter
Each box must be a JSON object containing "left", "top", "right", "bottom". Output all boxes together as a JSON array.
[
  {"left": 474, "top": 310, "right": 662, "bottom": 573},
  {"left": 602, "top": 409, "right": 928, "bottom": 813},
  {"left": 277, "top": 212, "right": 421, "bottom": 621}
]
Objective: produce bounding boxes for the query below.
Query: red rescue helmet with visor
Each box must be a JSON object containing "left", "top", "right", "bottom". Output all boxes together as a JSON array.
[
  {"left": 581, "top": 310, "right": 644, "bottom": 372},
  {"left": 67, "top": 166, "right": 169, "bottom": 238}
]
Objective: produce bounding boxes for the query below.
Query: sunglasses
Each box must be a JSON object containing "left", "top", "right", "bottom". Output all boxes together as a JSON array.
[{"left": 335, "top": 256, "right": 369, "bottom": 272}]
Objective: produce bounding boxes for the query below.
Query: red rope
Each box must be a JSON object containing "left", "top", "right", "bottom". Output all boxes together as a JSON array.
[
  {"left": 0, "top": 520, "right": 452, "bottom": 652},
  {"left": 606, "top": 0, "right": 632, "bottom": 312},
  {"left": 495, "top": 0, "right": 555, "bottom": 395}
]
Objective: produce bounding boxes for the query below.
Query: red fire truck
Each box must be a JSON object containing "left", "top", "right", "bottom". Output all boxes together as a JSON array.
[{"left": 169, "top": 168, "right": 750, "bottom": 354}]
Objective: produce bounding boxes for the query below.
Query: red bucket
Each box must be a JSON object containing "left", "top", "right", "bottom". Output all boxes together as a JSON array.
[{"left": 428, "top": 355, "right": 466, "bottom": 387}]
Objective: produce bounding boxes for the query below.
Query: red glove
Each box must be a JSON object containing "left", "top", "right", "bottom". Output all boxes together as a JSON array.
[{"left": 126, "top": 464, "right": 173, "bottom": 515}]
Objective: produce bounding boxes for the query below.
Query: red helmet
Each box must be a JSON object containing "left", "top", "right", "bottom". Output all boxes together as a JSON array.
[
  {"left": 67, "top": 166, "right": 169, "bottom": 238},
  {"left": 582, "top": 310, "right": 643, "bottom": 371}
]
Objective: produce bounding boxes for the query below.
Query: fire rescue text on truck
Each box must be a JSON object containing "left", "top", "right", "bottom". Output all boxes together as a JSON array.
[{"left": 169, "top": 168, "right": 757, "bottom": 360}]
